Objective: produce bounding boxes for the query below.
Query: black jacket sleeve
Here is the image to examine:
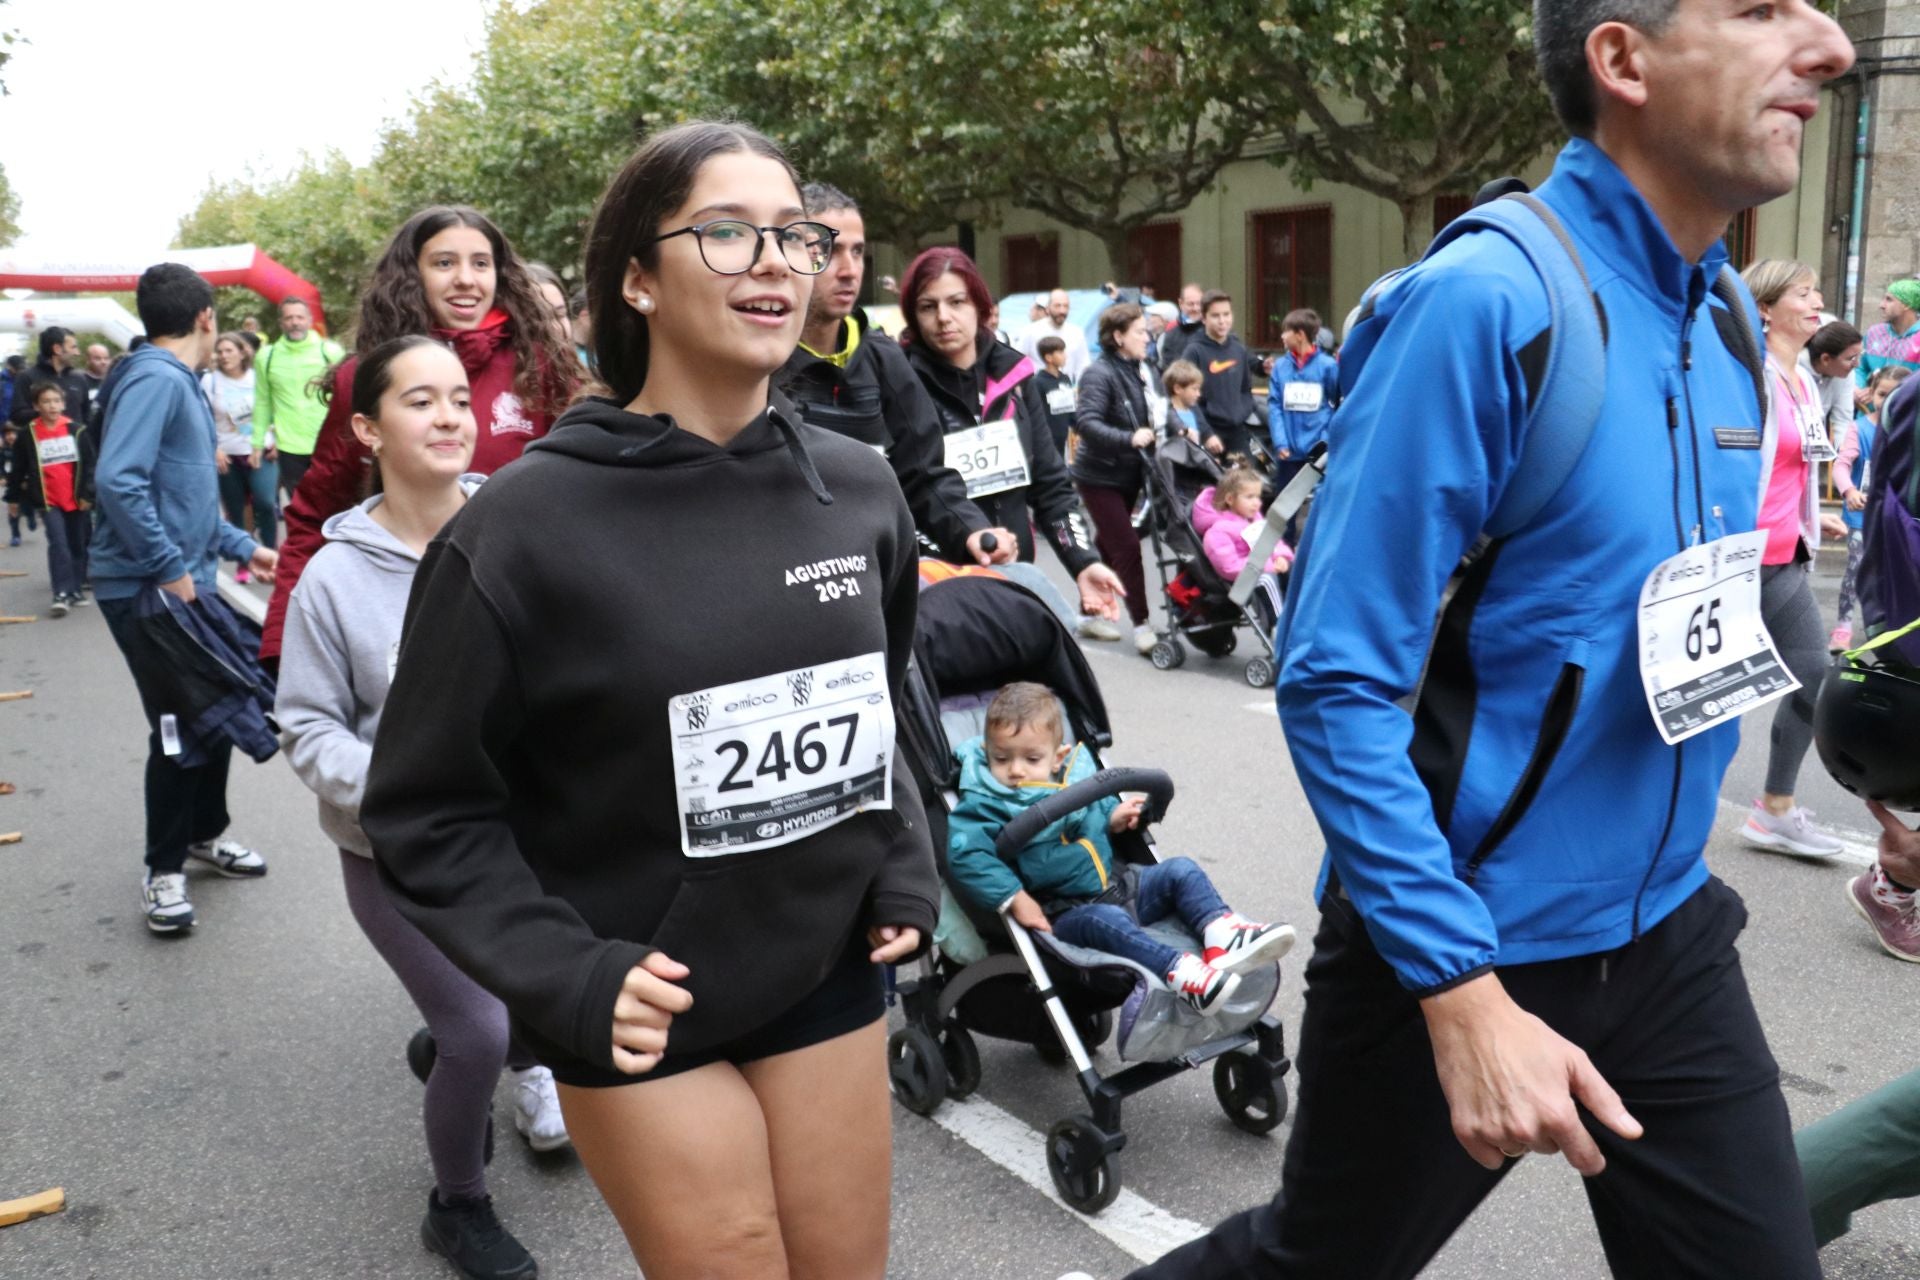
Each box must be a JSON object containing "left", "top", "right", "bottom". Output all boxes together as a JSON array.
[
  {"left": 77, "top": 425, "right": 98, "bottom": 507},
  {"left": 8, "top": 370, "right": 35, "bottom": 428},
  {"left": 866, "top": 497, "right": 940, "bottom": 954},
  {"left": 1017, "top": 378, "right": 1099, "bottom": 578},
  {"left": 1073, "top": 361, "right": 1141, "bottom": 456},
  {"left": 363, "top": 539, "right": 656, "bottom": 1075},
  {"left": 11, "top": 431, "right": 42, "bottom": 510},
  {"left": 874, "top": 341, "right": 988, "bottom": 559}
]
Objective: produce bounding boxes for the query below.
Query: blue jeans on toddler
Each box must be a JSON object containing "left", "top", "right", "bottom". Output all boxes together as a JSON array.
[{"left": 1051, "top": 856, "right": 1229, "bottom": 977}]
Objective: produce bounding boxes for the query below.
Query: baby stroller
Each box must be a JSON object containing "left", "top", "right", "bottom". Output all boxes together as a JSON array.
[
  {"left": 1137, "top": 434, "right": 1282, "bottom": 686},
  {"left": 890, "top": 563, "right": 1292, "bottom": 1215}
]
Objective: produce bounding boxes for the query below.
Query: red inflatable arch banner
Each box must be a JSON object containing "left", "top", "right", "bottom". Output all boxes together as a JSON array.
[{"left": 0, "top": 245, "right": 327, "bottom": 333}]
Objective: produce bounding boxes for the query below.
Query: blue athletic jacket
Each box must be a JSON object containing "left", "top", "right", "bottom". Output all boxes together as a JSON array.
[
  {"left": 1267, "top": 348, "right": 1341, "bottom": 456},
  {"left": 1275, "top": 139, "right": 1766, "bottom": 995}
]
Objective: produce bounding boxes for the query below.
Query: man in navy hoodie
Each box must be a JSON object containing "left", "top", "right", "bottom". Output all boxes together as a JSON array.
[
  {"left": 93, "top": 264, "right": 279, "bottom": 935},
  {"left": 1124, "top": 2, "right": 1854, "bottom": 1277},
  {"left": 1184, "top": 290, "right": 1262, "bottom": 457}
]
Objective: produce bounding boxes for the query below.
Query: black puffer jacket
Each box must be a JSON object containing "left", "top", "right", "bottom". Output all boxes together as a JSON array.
[
  {"left": 904, "top": 337, "right": 1099, "bottom": 578},
  {"left": 1070, "top": 353, "right": 1152, "bottom": 491}
]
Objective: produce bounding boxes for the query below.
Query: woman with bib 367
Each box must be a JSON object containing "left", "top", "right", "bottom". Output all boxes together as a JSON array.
[{"left": 361, "top": 122, "right": 938, "bottom": 1280}]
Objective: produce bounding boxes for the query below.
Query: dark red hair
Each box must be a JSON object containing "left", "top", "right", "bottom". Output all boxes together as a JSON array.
[{"left": 898, "top": 246, "right": 995, "bottom": 348}]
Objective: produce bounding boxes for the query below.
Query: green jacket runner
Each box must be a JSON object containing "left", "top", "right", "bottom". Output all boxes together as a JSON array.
[{"left": 253, "top": 333, "right": 344, "bottom": 455}]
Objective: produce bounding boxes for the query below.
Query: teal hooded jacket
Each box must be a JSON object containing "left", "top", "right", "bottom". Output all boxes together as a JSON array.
[{"left": 947, "top": 734, "right": 1119, "bottom": 915}]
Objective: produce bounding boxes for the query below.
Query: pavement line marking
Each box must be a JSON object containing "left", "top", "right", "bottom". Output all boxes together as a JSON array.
[
  {"left": 217, "top": 572, "right": 266, "bottom": 626},
  {"left": 927, "top": 1093, "right": 1206, "bottom": 1264},
  {"left": 1243, "top": 698, "right": 1277, "bottom": 716},
  {"left": 1714, "top": 797, "right": 1876, "bottom": 867}
]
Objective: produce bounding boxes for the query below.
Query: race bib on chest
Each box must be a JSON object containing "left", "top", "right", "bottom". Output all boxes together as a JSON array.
[
  {"left": 944, "top": 419, "right": 1029, "bottom": 499},
  {"left": 1281, "top": 382, "right": 1324, "bottom": 413},
  {"left": 1637, "top": 531, "right": 1799, "bottom": 745},
  {"left": 36, "top": 434, "right": 77, "bottom": 466},
  {"left": 1046, "top": 386, "right": 1076, "bottom": 416},
  {"left": 670, "top": 653, "right": 894, "bottom": 856}
]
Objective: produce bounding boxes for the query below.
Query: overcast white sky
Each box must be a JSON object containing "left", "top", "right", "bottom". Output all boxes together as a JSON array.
[{"left": 0, "top": 0, "right": 495, "bottom": 262}]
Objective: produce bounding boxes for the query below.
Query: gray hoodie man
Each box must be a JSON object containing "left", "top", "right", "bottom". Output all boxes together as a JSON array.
[{"left": 276, "top": 479, "right": 483, "bottom": 854}]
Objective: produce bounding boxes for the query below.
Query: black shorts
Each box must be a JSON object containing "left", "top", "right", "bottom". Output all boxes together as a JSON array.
[{"left": 557, "top": 933, "right": 884, "bottom": 1088}]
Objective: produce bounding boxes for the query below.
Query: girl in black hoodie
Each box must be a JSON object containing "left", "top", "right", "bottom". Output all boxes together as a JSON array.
[{"left": 361, "top": 122, "right": 938, "bottom": 1280}]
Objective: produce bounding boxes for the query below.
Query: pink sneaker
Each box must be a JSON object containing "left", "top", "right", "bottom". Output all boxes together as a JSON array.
[
  {"left": 235, "top": 567, "right": 251, "bottom": 584},
  {"left": 1829, "top": 624, "right": 1853, "bottom": 653},
  {"left": 1848, "top": 869, "right": 1920, "bottom": 963}
]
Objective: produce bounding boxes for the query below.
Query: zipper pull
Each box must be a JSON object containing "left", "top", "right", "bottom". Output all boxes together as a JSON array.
[
  {"left": 1667, "top": 397, "right": 1680, "bottom": 432},
  {"left": 1681, "top": 340, "right": 1693, "bottom": 372}
]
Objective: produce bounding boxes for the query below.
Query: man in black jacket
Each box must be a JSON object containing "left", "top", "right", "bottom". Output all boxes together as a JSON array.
[
  {"left": 9, "top": 328, "right": 91, "bottom": 430},
  {"left": 781, "top": 183, "right": 1013, "bottom": 566},
  {"left": 1158, "top": 282, "right": 1207, "bottom": 367}
]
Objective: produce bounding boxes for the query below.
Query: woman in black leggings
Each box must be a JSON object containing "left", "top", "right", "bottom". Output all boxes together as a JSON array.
[{"left": 1072, "top": 303, "right": 1158, "bottom": 654}]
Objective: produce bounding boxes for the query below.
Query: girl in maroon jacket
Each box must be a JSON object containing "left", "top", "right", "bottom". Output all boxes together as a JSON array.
[{"left": 260, "top": 206, "right": 578, "bottom": 660}]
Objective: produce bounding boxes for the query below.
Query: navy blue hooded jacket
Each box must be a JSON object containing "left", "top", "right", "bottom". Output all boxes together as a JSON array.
[{"left": 1275, "top": 139, "right": 1766, "bottom": 995}]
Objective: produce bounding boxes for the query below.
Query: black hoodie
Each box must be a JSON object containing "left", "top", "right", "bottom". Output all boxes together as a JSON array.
[{"left": 362, "top": 395, "right": 939, "bottom": 1086}]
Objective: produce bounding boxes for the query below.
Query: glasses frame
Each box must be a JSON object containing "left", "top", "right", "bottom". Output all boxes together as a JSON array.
[{"left": 647, "top": 220, "right": 841, "bottom": 277}]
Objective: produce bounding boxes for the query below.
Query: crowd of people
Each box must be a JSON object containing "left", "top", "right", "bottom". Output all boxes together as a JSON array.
[{"left": 12, "top": 1, "right": 1920, "bottom": 1278}]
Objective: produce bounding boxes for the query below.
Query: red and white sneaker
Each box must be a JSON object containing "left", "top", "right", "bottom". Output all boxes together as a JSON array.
[
  {"left": 1202, "top": 913, "right": 1298, "bottom": 974},
  {"left": 1167, "top": 953, "right": 1240, "bottom": 1014}
]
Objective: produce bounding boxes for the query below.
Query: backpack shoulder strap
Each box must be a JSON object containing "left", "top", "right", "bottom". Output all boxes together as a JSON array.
[
  {"left": 1429, "top": 194, "right": 1608, "bottom": 541},
  {"left": 1708, "top": 265, "right": 1766, "bottom": 423}
]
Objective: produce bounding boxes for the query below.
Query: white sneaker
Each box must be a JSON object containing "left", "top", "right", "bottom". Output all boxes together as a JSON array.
[
  {"left": 187, "top": 837, "right": 268, "bottom": 878},
  {"left": 48, "top": 596, "right": 68, "bottom": 618},
  {"left": 1741, "top": 801, "right": 1845, "bottom": 858},
  {"left": 1133, "top": 624, "right": 1158, "bottom": 655},
  {"left": 510, "top": 1066, "right": 571, "bottom": 1152},
  {"left": 1202, "top": 913, "right": 1298, "bottom": 974},
  {"left": 142, "top": 872, "right": 195, "bottom": 933},
  {"left": 1076, "top": 616, "right": 1123, "bottom": 642},
  {"left": 1167, "top": 953, "right": 1239, "bottom": 1014}
]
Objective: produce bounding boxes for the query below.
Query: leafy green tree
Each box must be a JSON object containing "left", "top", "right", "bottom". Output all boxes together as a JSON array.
[
  {"left": 0, "top": 162, "right": 20, "bottom": 249},
  {"left": 1254, "top": 0, "right": 1561, "bottom": 258}
]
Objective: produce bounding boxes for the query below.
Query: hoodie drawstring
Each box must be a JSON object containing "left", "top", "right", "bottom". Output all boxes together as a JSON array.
[{"left": 770, "top": 408, "right": 834, "bottom": 505}]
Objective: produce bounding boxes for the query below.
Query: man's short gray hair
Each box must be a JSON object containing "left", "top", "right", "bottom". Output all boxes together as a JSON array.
[
  {"left": 1534, "top": 0, "right": 1681, "bottom": 136},
  {"left": 802, "top": 182, "right": 858, "bottom": 217}
]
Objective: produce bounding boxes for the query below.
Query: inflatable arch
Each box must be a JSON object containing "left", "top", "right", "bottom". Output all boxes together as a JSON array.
[{"left": 0, "top": 245, "right": 327, "bottom": 334}]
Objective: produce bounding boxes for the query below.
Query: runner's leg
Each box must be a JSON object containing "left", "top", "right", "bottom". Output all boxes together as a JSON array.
[{"left": 1759, "top": 561, "right": 1828, "bottom": 799}]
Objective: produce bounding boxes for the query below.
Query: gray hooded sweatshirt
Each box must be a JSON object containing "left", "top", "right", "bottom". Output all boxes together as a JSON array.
[{"left": 276, "top": 478, "right": 483, "bottom": 856}]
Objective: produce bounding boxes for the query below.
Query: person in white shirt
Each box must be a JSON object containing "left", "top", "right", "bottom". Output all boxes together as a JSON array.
[{"left": 1019, "top": 289, "right": 1091, "bottom": 380}]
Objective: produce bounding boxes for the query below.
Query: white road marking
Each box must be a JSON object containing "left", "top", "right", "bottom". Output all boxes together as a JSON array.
[
  {"left": 927, "top": 1093, "right": 1206, "bottom": 1264},
  {"left": 1243, "top": 698, "right": 1277, "bottom": 716},
  {"left": 217, "top": 572, "right": 266, "bottom": 625},
  {"left": 1714, "top": 797, "right": 1876, "bottom": 867}
]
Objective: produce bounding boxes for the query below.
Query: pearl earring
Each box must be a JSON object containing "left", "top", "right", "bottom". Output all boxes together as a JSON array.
[{"left": 637, "top": 296, "right": 653, "bottom": 313}]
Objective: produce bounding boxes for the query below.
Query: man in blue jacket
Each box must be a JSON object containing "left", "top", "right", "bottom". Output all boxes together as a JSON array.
[
  {"left": 93, "top": 264, "right": 279, "bottom": 935},
  {"left": 1124, "top": 3, "right": 1854, "bottom": 1277}
]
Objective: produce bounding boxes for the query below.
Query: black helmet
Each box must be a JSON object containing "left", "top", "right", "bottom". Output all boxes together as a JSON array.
[{"left": 1814, "top": 640, "right": 1920, "bottom": 811}]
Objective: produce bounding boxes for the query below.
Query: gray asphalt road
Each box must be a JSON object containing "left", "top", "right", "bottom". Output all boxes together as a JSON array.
[{"left": 1, "top": 538, "right": 1913, "bottom": 1280}]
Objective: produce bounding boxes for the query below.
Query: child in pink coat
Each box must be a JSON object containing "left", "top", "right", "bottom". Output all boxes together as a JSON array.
[{"left": 1198, "top": 466, "right": 1292, "bottom": 632}]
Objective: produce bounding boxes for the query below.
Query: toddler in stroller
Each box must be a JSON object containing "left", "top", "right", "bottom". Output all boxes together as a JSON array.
[
  {"left": 949, "top": 681, "right": 1295, "bottom": 1013},
  {"left": 1197, "top": 466, "right": 1292, "bottom": 635}
]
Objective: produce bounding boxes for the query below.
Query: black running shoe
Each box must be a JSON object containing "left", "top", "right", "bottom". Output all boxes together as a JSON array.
[{"left": 421, "top": 1191, "right": 537, "bottom": 1279}]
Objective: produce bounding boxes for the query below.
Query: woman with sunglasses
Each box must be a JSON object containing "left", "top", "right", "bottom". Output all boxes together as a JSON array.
[{"left": 362, "top": 122, "right": 938, "bottom": 1280}]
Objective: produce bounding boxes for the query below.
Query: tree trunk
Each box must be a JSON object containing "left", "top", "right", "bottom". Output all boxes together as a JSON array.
[
  {"left": 1100, "top": 225, "right": 1132, "bottom": 291},
  {"left": 1398, "top": 195, "right": 1436, "bottom": 264}
]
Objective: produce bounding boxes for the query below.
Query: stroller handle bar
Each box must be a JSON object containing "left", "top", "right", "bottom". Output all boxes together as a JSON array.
[{"left": 993, "top": 768, "right": 1176, "bottom": 859}]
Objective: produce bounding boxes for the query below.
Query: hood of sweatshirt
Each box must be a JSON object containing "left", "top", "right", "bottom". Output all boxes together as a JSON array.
[
  {"left": 319, "top": 475, "right": 488, "bottom": 572},
  {"left": 1191, "top": 484, "right": 1226, "bottom": 536},
  {"left": 530, "top": 392, "right": 834, "bottom": 504}
]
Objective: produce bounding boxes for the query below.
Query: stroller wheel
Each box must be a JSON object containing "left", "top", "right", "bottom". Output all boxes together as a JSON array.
[
  {"left": 1214, "top": 1050, "right": 1288, "bottom": 1135},
  {"left": 1244, "top": 655, "right": 1275, "bottom": 688},
  {"left": 406, "top": 1027, "right": 436, "bottom": 1084},
  {"left": 940, "top": 1021, "right": 982, "bottom": 1100},
  {"left": 1046, "top": 1115, "right": 1122, "bottom": 1215},
  {"left": 887, "top": 1026, "right": 949, "bottom": 1117},
  {"left": 1149, "top": 638, "right": 1187, "bottom": 670}
]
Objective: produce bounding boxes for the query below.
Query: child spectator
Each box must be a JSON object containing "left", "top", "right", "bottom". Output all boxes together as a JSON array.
[
  {"left": 1, "top": 422, "right": 38, "bottom": 545},
  {"left": 1267, "top": 308, "right": 1341, "bottom": 484},
  {"left": 1162, "top": 360, "right": 1205, "bottom": 441},
  {"left": 1200, "top": 465, "right": 1293, "bottom": 632},
  {"left": 1034, "top": 335, "right": 1077, "bottom": 454},
  {"left": 1832, "top": 365, "right": 1910, "bottom": 650},
  {"left": 12, "top": 380, "right": 93, "bottom": 615},
  {"left": 1186, "top": 290, "right": 1260, "bottom": 456},
  {"left": 947, "top": 681, "right": 1295, "bottom": 1013}
]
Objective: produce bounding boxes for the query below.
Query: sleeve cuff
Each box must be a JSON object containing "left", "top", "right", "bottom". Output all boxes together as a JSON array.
[{"left": 1411, "top": 962, "right": 1496, "bottom": 1000}]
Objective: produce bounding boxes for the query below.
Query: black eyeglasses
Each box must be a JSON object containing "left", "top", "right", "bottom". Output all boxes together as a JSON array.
[{"left": 647, "top": 220, "right": 840, "bottom": 276}]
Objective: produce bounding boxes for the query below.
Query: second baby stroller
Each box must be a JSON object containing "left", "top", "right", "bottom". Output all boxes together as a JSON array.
[{"left": 890, "top": 562, "right": 1292, "bottom": 1215}]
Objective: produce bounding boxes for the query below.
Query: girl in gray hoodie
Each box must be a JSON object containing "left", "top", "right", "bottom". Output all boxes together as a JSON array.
[{"left": 274, "top": 335, "right": 549, "bottom": 1280}]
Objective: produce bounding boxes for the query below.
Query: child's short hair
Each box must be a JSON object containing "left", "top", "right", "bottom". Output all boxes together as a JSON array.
[
  {"left": 1282, "top": 309, "right": 1322, "bottom": 342},
  {"left": 1162, "top": 359, "right": 1202, "bottom": 394},
  {"left": 1201, "top": 289, "right": 1232, "bottom": 316},
  {"left": 1036, "top": 335, "right": 1066, "bottom": 360},
  {"left": 1214, "top": 466, "right": 1264, "bottom": 510},
  {"left": 29, "top": 379, "right": 65, "bottom": 407},
  {"left": 985, "top": 681, "right": 1063, "bottom": 745},
  {"left": 1871, "top": 365, "right": 1912, "bottom": 393}
]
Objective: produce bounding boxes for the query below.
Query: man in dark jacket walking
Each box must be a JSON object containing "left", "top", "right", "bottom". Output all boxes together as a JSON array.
[
  {"left": 1158, "top": 282, "right": 1207, "bottom": 367},
  {"left": 93, "top": 265, "right": 280, "bottom": 936},
  {"left": 781, "top": 183, "right": 1012, "bottom": 566},
  {"left": 9, "top": 327, "right": 91, "bottom": 430},
  {"left": 1184, "top": 291, "right": 1261, "bottom": 457}
]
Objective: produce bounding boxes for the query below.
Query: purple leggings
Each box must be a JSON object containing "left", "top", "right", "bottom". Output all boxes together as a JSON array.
[{"left": 339, "top": 850, "right": 530, "bottom": 1201}]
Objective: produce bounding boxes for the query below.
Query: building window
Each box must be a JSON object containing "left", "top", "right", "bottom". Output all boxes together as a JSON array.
[
  {"left": 1248, "top": 206, "right": 1333, "bottom": 348},
  {"left": 1003, "top": 234, "right": 1059, "bottom": 296},
  {"left": 1434, "top": 194, "right": 1472, "bottom": 232},
  {"left": 1125, "top": 222, "right": 1182, "bottom": 304},
  {"left": 1725, "top": 208, "right": 1759, "bottom": 269}
]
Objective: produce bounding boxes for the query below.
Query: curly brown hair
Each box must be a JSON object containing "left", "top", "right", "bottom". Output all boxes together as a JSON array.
[{"left": 349, "top": 205, "right": 576, "bottom": 415}]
